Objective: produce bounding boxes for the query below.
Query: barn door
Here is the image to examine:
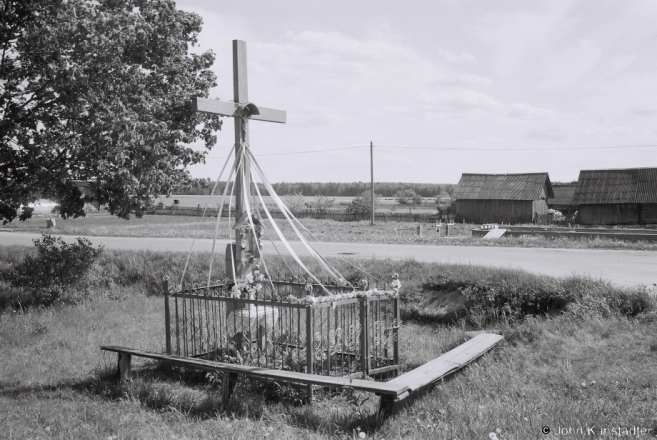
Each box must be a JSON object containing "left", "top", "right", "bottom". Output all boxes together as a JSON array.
[{"left": 640, "top": 204, "right": 657, "bottom": 224}]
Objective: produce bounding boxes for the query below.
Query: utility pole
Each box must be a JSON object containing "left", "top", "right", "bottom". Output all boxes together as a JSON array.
[{"left": 370, "top": 141, "right": 374, "bottom": 226}]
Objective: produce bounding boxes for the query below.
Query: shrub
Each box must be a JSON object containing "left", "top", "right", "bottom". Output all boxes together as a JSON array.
[
  {"left": 3, "top": 234, "right": 103, "bottom": 306},
  {"left": 282, "top": 193, "right": 306, "bottom": 214},
  {"left": 346, "top": 190, "right": 381, "bottom": 216}
]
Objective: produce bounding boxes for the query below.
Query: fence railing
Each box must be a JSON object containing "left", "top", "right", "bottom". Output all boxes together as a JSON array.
[
  {"left": 163, "top": 278, "right": 400, "bottom": 386},
  {"left": 149, "top": 206, "right": 441, "bottom": 223}
]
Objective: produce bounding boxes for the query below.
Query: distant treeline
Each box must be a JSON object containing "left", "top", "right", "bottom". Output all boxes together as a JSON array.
[{"left": 172, "top": 180, "right": 455, "bottom": 197}]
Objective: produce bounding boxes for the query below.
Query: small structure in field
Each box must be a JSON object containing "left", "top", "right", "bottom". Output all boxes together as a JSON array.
[
  {"left": 573, "top": 168, "right": 657, "bottom": 225},
  {"left": 548, "top": 183, "right": 577, "bottom": 216},
  {"left": 452, "top": 173, "right": 554, "bottom": 224}
]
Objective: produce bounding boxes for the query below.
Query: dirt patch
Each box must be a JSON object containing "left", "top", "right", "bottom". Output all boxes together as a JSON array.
[{"left": 419, "top": 290, "right": 465, "bottom": 315}]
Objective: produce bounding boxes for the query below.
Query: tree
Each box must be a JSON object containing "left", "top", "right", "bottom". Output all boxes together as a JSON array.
[
  {"left": 0, "top": 0, "right": 222, "bottom": 223},
  {"left": 394, "top": 189, "right": 421, "bottom": 205},
  {"left": 312, "top": 194, "right": 335, "bottom": 213},
  {"left": 346, "top": 190, "right": 380, "bottom": 216},
  {"left": 282, "top": 193, "right": 306, "bottom": 214}
]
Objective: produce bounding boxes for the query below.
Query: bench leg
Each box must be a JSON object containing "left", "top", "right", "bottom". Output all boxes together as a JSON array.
[
  {"left": 117, "top": 353, "right": 132, "bottom": 381},
  {"left": 222, "top": 372, "right": 238, "bottom": 403},
  {"left": 378, "top": 396, "right": 395, "bottom": 419},
  {"left": 307, "top": 384, "right": 313, "bottom": 404}
]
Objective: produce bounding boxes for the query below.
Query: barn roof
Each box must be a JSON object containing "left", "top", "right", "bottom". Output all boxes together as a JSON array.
[
  {"left": 452, "top": 173, "right": 553, "bottom": 201},
  {"left": 573, "top": 168, "right": 657, "bottom": 204},
  {"left": 549, "top": 184, "right": 577, "bottom": 206}
]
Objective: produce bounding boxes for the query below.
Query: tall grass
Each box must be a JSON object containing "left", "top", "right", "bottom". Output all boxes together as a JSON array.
[{"left": 1, "top": 246, "right": 656, "bottom": 439}]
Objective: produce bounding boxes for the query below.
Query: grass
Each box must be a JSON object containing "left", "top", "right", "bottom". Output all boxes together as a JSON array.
[
  {"left": 6, "top": 212, "right": 657, "bottom": 251},
  {"left": 1, "top": 246, "right": 656, "bottom": 439}
]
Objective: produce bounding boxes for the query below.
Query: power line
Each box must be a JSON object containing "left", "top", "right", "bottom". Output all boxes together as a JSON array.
[
  {"left": 375, "top": 143, "right": 657, "bottom": 151},
  {"left": 203, "top": 142, "right": 657, "bottom": 159},
  {"left": 205, "top": 145, "right": 364, "bottom": 159}
]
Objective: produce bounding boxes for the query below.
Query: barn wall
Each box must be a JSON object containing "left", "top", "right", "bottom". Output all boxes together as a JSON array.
[
  {"left": 455, "top": 200, "right": 533, "bottom": 224},
  {"left": 577, "top": 204, "right": 639, "bottom": 225},
  {"left": 639, "top": 204, "right": 657, "bottom": 224},
  {"left": 532, "top": 199, "right": 549, "bottom": 215}
]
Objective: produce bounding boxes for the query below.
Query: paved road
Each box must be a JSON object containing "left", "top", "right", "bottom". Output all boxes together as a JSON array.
[{"left": 2, "top": 231, "right": 655, "bottom": 287}]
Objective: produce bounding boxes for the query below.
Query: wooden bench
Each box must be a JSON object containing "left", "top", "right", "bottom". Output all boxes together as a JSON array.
[
  {"left": 378, "top": 333, "right": 503, "bottom": 415},
  {"left": 101, "top": 333, "right": 502, "bottom": 417},
  {"left": 394, "top": 224, "right": 422, "bottom": 237}
]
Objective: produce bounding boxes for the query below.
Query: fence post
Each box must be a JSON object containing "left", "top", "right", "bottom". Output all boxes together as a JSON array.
[
  {"left": 360, "top": 298, "right": 369, "bottom": 375},
  {"left": 163, "top": 277, "right": 172, "bottom": 355},
  {"left": 393, "top": 297, "right": 400, "bottom": 376},
  {"left": 306, "top": 306, "right": 314, "bottom": 403}
]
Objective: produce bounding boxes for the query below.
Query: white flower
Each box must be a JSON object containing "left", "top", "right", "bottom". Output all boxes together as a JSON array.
[
  {"left": 359, "top": 432, "right": 366, "bottom": 439},
  {"left": 489, "top": 433, "right": 498, "bottom": 440},
  {"left": 245, "top": 273, "right": 254, "bottom": 283}
]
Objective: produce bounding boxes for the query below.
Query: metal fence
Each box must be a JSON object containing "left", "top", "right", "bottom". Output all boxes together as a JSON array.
[{"left": 163, "top": 278, "right": 400, "bottom": 383}]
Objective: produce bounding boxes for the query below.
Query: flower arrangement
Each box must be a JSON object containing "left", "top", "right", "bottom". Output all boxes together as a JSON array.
[
  {"left": 291, "top": 288, "right": 399, "bottom": 306},
  {"left": 231, "top": 269, "right": 267, "bottom": 300}
]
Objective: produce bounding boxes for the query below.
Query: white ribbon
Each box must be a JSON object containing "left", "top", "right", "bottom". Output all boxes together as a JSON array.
[
  {"left": 207, "top": 148, "right": 242, "bottom": 285},
  {"left": 248, "top": 149, "right": 346, "bottom": 282},
  {"left": 250, "top": 160, "right": 332, "bottom": 295},
  {"left": 180, "top": 144, "right": 235, "bottom": 288}
]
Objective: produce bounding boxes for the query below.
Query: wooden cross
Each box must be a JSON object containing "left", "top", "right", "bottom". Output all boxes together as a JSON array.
[{"left": 192, "top": 40, "right": 286, "bottom": 280}]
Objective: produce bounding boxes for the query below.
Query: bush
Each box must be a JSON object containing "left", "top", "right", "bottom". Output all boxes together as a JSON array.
[
  {"left": 415, "top": 272, "right": 656, "bottom": 327},
  {"left": 3, "top": 234, "right": 103, "bottom": 307},
  {"left": 282, "top": 193, "right": 306, "bottom": 214},
  {"left": 346, "top": 190, "right": 381, "bottom": 216},
  {"left": 394, "top": 189, "right": 422, "bottom": 205}
]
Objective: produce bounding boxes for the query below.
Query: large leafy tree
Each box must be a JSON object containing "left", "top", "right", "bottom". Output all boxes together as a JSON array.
[{"left": 0, "top": 0, "right": 222, "bottom": 222}]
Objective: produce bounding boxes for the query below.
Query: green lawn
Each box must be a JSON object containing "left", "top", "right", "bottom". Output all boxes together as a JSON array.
[
  {"left": 5, "top": 212, "right": 657, "bottom": 251},
  {"left": 1, "top": 247, "right": 655, "bottom": 439}
]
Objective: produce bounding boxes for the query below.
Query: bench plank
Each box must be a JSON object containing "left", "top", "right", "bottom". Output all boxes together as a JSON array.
[
  {"left": 387, "top": 333, "right": 503, "bottom": 393},
  {"left": 101, "top": 346, "right": 405, "bottom": 396}
]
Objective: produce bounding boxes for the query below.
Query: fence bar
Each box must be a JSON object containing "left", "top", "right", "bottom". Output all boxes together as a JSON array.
[
  {"left": 359, "top": 299, "right": 368, "bottom": 375},
  {"left": 164, "top": 279, "right": 172, "bottom": 355},
  {"left": 306, "top": 306, "right": 313, "bottom": 403},
  {"left": 393, "top": 298, "right": 400, "bottom": 376}
]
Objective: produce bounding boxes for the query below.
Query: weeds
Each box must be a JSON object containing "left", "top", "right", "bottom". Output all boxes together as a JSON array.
[{"left": 1, "top": 235, "right": 103, "bottom": 308}]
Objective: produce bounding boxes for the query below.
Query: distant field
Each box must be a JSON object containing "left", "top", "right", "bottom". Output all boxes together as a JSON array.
[
  {"left": 6, "top": 213, "right": 657, "bottom": 251},
  {"left": 153, "top": 194, "right": 439, "bottom": 210}
]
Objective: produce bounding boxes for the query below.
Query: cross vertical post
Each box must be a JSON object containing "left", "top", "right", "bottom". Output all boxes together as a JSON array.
[
  {"left": 232, "top": 40, "right": 252, "bottom": 280},
  {"left": 233, "top": 40, "right": 251, "bottom": 221},
  {"left": 191, "top": 40, "right": 286, "bottom": 282}
]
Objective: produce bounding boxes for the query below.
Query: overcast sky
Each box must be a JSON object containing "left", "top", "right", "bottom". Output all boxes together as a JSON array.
[{"left": 177, "top": 0, "right": 657, "bottom": 184}]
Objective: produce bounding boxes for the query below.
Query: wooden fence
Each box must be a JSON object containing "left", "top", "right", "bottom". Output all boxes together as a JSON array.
[{"left": 149, "top": 207, "right": 441, "bottom": 223}]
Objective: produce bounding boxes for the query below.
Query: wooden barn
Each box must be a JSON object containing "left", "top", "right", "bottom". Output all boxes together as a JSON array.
[
  {"left": 548, "top": 183, "right": 577, "bottom": 215},
  {"left": 573, "top": 168, "right": 657, "bottom": 225},
  {"left": 452, "top": 173, "right": 554, "bottom": 224}
]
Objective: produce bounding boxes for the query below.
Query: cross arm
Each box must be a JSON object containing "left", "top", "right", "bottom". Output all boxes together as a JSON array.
[{"left": 192, "top": 97, "right": 286, "bottom": 124}]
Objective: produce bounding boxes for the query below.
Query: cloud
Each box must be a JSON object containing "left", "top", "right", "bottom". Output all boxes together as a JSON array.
[
  {"left": 291, "top": 105, "right": 345, "bottom": 127},
  {"left": 508, "top": 103, "right": 555, "bottom": 119},
  {"left": 430, "top": 73, "right": 492, "bottom": 87},
  {"left": 436, "top": 49, "right": 476, "bottom": 63},
  {"left": 425, "top": 90, "right": 502, "bottom": 112},
  {"left": 526, "top": 126, "right": 565, "bottom": 141},
  {"left": 582, "top": 126, "right": 630, "bottom": 137},
  {"left": 631, "top": 107, "right": 657, "bottom": 117}
]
